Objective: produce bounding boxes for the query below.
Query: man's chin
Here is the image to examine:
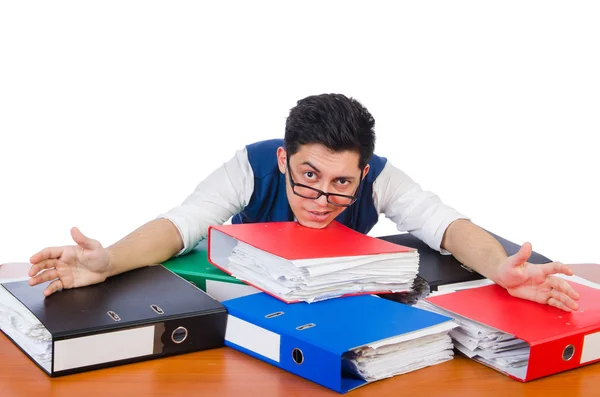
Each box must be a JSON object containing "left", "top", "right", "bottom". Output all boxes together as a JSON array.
[{"left": 296, "top": 218, "right": 334, "bottom": 229}]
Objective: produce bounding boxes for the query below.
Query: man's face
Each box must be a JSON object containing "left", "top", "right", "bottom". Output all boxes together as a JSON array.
[{"left": 277, "top": 143, "right": 369, "bottom": 229}]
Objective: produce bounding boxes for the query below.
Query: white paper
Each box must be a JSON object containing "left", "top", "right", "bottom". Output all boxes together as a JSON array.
[
  {"left": 414, "top": 298, "right": 531, "bottom": 380},
  {"left": 216, "top": 239, "right": 419, "bottom": 303},
  {"left": 342, "top": 327, "right": 456, "bottom": 381},
  {"left": 0, "top": 285, "right": 52, "bottom": 372}
]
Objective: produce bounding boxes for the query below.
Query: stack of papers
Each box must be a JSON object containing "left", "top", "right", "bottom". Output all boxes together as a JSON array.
[
  {"left": 342, "top": 321, "right": 458, "bottom": 380},
  {"left": 0, "top": 283, "right": 52, "bottom": 370},
  {"left": 377, "top": 275, "right": 430, "bottom": 305},
  {"left": 415, "top": 298, "right": 530, "bottom": 380},
  {"left": 225, "top": 240, "right": 419, "bottom": 303}
]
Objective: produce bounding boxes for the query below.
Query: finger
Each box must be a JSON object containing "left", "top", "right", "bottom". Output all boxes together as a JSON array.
[
  {"left": 71, "top": 227, "right": 99, "bottom": 250},
  {"left": 550, "top": 289, "right": 579, "bottom": 311},
  {"left": 540, "top": 261, "right": 574, "bottom": 277},
  {"left": 546, "top": 276, "right": 580, "bottom": 300},
  {"left": 29, "top": 246, "right": 65, "bottom": 264},
  {"left": 28, "top": 269, "right": 59, "bottom": 287},
  {"left": 43, "top": 279, "right": 64, "bottom": 297},
  {"left": 508, "top": 242, "right": 533, "bottom": 268},
  {"left": 28, "top": 259, "right": 62, "bottom": 277},
  {"left": 547, "top": 297, "right": 573, "bottom": 312}
]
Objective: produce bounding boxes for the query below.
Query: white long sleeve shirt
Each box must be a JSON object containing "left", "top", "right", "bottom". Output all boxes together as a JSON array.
[{"left": 158, "top": 147, "right": 468, "bottom": 256}]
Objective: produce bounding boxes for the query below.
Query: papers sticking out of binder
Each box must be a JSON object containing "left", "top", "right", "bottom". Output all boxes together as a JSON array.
[
  {"left": 415, "top": 298, "right": 530, "bottom": 380},
  {"left": 341, "top": 323, "right": 456, "bottom": 381},
  {"left": 208, "top": 221, "right": 419, "bottom": 303},
  {"left": 0, "top": 286, "right": 52, "bottom": 367}
]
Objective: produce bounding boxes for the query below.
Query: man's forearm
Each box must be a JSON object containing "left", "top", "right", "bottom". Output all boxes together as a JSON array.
[
  {"left": 440, "top": 219, "right": 508, "bottom": 284},
  {"left": 106, "top": 218, "right": 184, "bottom": 277}
]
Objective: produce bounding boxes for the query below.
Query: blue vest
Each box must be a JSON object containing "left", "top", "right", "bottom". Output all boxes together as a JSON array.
[{"left": 231, "top": 139, "right": 387, "bottom": 234}]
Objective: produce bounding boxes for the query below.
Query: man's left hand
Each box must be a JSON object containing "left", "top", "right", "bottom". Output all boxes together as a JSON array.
[{"left": 495, "top": 242, "right": 580, "bottom": 312}]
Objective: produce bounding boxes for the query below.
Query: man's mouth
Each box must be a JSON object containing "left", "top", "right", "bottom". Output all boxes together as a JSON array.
[{"left": 307, "top": 210, "right": 332, "bottom": 221}]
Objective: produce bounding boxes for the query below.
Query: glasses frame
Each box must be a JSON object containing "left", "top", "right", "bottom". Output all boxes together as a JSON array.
[{"left": 285, "top": 156, "right": 363, "bottom": 207}]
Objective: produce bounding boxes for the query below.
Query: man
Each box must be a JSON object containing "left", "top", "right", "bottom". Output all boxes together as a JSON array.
[{"left": 27, "top": 93, "right": 580, "bottom": 311}]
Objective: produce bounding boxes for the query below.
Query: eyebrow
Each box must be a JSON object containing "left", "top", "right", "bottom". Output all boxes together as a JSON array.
[{"left": 300, "top": 161, "right": 358, "bottom": 181}]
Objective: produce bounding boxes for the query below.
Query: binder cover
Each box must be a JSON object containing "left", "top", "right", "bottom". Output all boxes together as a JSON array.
[
  {"left": 222, "top": 292, "right": 456, "bottom": 393},
  {"left": 210, "top": 220, "right": 414, "bottom": 260},
  {"left": 377, "top": 231, "right": 552, "bottom": 291},
  {"left": 423, "top": 281, "right": 600, "bottom": 381},
  {"left": 0, "top": 265, "right": 227, "bottom": 377}
]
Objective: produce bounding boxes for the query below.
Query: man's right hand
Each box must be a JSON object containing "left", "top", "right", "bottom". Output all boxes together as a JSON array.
[{"left": 28, "top": 227, "right": 112, "bottom": 297}]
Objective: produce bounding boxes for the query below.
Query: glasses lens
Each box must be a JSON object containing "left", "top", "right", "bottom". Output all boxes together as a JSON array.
[
  {"left": 293, "top": 185, "right": 321, "bottom": 199},
  {"left": 328, "top": 194, "right": 354, "bottom": 206}
]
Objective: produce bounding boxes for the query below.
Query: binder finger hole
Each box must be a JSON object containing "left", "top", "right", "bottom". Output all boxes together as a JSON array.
[
  {"left": 107, "top": 311, "right": 121, "bottom": 322},
  {"left": 296, "top": 323, "right": 315, "bottom": 331},
  {"left": 150, "top": 304, "right": 164, "bottom": 314},
  {"left": 265, "top": 311, "right": 284, "bottom": 318},
  {"left": 562, "top": 344, "right": 575, "bottom": 361},
  {"left": 292, "top": 348, "right": 304, "bottom": 364},
  {"left": 171, "top": 326, "right": 188, "bottom": 344}
]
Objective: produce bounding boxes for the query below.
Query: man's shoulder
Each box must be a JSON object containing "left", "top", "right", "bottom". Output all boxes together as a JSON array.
[
  {"left": 244, "top": 138, "right": 282, "bottom": 178},
  {"left": 245, "top": 138, "right": 283, "bottom": 152},
  {"left": 366, "top": 152, "right": 388, "bottom": 181}
]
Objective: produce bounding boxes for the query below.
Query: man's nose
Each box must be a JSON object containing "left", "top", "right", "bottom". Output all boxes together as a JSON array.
[{"left": 315, "top": 194, "right": 329, "bottom": 207}]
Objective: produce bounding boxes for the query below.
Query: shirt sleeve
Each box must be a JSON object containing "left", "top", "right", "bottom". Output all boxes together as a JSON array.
[
  {"left": 156, "top": 147, "right": 254, "bottom": 255},
  {"left": 372, "top": 160, "right": 469, "bottom": 254}
]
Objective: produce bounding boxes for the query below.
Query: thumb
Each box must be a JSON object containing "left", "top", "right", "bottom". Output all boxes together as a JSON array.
[
  {"left": 507, "top": 242, "right": 533, "bottom": 268},
  {"left": 70, "top": 227, "right": 99, "bottom": 250}
]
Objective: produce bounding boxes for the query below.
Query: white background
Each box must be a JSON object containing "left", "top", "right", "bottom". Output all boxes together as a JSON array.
[{"left": 1, "top": 1, "right": 598, "bottom": 265}]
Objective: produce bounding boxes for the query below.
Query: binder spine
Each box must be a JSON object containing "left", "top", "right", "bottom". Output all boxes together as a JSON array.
[
  {"left": 52, "top": 311, "right": 227, "bottom": 376},
  {"left": 279, "top": 334, "right": 343, "bottom": 392},
  {"left": 527, "top": 325, "right": 600, "bottom": 381},
  {"left": 53, "top": 324, "right": 158, "bottom": 373},
  {"left": 224, "top": 314, "right": 343, "bottom": 392}
]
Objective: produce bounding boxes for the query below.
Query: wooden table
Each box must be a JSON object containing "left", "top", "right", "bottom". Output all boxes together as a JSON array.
[{"left": 1, "top": 333, "right": 598, "bottom": 397}]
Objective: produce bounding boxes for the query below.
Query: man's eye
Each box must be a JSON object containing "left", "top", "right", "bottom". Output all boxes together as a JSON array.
[
  {"left": 304, "top": 172, "right": 315, "bottom": 179},
  {"left": 337, "top": 178, "right": 349, "bottom": 185}
]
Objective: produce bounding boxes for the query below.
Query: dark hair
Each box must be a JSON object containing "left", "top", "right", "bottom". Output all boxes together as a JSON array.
[{"left": 284, "top": 93, "right": 376, "bottom": 169}]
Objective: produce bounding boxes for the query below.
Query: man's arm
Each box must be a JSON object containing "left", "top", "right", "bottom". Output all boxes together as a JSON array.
[
  {"left": 373, "top": 160, "right": 468, "bottom": 253},
  {"left": 439, "top": 219, "right": 507, "bottom": 282},
  {"left": 105, "top": 218, "right": 184, "bottom": 277},
  {"left": 29, "top": 147, "right": 254, "bottom": 296},
  {"left": 372, "top": 161, "right": 579, "bottom": 312},
  {"left": 28, "top": 219, "right": 184, "bottom": 296},
  {"left": 441, "top": 219, "right": 580, "bottom": 311}
]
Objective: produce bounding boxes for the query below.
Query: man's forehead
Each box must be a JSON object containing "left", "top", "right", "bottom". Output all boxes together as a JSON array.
[{"left": 292, "top": 144, "right": 361, "bottom": 173}]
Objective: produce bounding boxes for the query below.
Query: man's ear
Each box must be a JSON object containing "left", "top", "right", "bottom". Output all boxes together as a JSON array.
[
  {"left": 276, "top": 147, "right": 287, "bottom": 174},
  {"left": 362, "top": 164, "right": 370, "bottom": 180}
]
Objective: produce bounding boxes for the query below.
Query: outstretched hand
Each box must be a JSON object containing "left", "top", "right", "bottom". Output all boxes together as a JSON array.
[
  {"left": 495, "top": 242, "right": 580, "bottom": 312},
  {"left": 28, "top": 227, "right": 112, "bottom": 297}
]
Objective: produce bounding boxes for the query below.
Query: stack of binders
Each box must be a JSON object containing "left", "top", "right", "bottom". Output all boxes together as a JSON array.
[
  {"left": 7, "top": 222, "right": 580, "bottom": 392},
  {"left": 197, "top": 220, "right": 467, "bottom": 393}
]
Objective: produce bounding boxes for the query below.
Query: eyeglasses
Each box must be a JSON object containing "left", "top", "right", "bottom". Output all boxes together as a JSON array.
[{"left": 286, "top": 156, "right": 362, "bottom": 207}]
